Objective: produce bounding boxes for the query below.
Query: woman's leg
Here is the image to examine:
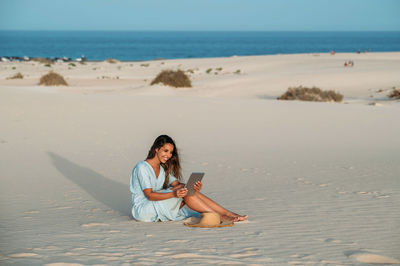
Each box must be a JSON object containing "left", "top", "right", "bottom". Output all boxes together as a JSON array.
[
  {"left": 195, "top": 192, "right": 248, "bottom": 221},
  {"left": 182, "top": 194, "right": 214, "bottom": 213},
  {"left": 183, "top": 193, "right": 247, "bottom": 221}
]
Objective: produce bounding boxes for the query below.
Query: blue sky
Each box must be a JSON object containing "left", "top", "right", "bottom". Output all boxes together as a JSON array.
[{"left": 0, "top": 0, "right": 399, "bottom": 31}]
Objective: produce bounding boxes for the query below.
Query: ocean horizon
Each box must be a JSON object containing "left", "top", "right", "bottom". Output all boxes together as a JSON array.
[{"left": 1, "top": 30, "right": 400, "bottom": 61}]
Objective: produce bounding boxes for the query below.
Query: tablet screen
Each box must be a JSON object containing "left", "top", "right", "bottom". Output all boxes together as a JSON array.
[{"left": 185, "top": 172, "right": 204, "bottom": 196}]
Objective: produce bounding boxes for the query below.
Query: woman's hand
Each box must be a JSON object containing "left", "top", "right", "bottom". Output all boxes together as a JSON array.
[
  {"left": 174, "top": 187, "right": 187, "bottom": 198},
  {"left": 194, "top": 181, "right": 202, "bottom": 192},
  {"left": 171, "top": 183, "right": 185, "bottom": 191}
]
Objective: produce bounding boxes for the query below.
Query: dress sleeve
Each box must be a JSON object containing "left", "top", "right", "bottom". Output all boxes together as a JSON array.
[
  {"left": 136, "top": 165, "right": 153, "bottom": 190},
  {"left": 168, "top": 173, "right": 178, "bottom": 186}
]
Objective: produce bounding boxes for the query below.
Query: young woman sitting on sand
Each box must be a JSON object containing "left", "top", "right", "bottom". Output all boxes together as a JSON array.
[{"left": 130, "top": 135, "right": 247, "bottom": 223}]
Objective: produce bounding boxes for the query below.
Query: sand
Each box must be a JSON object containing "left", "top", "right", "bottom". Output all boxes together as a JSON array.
[{"left": 1, "top": 52, "right": 399, "bottom": 265}]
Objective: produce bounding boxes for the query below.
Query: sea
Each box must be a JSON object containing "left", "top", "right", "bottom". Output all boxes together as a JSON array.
[{"left": 1, "top": 31, "right": 400, "bottom": 61}]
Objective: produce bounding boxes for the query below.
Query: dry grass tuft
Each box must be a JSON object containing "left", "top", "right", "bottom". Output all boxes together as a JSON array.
[
  {"left": 105, "top": 58, "right": 120, "bottom": 64},
  {"left": 278, "top": 86, "right": 343, "bottom": 102},
  {"left": 32, "top": 57, "right": 53, "bottom": 64},
  {"left": 7, "top": 72, "right": 24, "bottom": 79},
  {"left": 39, "top": 71, "right": 68, "bottom": 86},
  {"left": 151, "top": 70, "right": 192, "bottom": 88},
  {"left": 388, "top": 87, "right": 400, "bottom": 99}
]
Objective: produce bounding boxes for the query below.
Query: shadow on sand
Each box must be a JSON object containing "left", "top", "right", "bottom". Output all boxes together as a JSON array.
[{"left": 48, "top": 152, "right": 131, "bottom": 217}]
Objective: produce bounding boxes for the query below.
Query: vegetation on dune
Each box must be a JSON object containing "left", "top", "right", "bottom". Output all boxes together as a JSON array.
[
  {"left": 39, "top": 71, "right": 68, "bottom": 86},
  {"left": 388, "top": 87, "right": 400, "bottom": 100},
  {"left": 278, "top": 86, "right": 343, "bottom": 102},
  {"left": 105, "top": 58, "right": 120, "bottom": 64},
  {"left": 32, "top": 57, "right": 53, "bottom": 64},
  {"left": 151, "top": 70, "right": 192, "bottom": 88},
  {"left": 7, "top": 72, "right": 24, "bottom": 79}
]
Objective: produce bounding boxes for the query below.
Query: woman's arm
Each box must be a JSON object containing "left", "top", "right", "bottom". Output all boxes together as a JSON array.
[
  {"left": 143, "top": 187, "right": 187, "bottom": 201},
  {"left": 170, "top": 180, "right": 185, "bottom": 190}
]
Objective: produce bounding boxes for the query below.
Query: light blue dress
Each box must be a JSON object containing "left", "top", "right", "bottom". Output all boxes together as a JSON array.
[{"left": 130, "top": 160, "right": 199, "bottom": 222}]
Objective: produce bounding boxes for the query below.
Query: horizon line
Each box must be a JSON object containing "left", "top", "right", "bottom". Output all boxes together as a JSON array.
[{"left": 1, "top": 29, "right": 400, "bottom": 32}]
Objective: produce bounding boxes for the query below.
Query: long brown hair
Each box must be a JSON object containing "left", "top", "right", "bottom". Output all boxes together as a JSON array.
[{"left": 146, "top": 135, "right": 182, "bottom": 189}]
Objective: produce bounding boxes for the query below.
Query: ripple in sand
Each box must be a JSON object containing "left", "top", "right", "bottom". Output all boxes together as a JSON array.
[
  {"left": 54, "top": 206, "right": 73, "bottom": 210},
  {"left": 230, "top": 251, "right": 258, "bottom": 258},
  {"left": 80, "top": 223, "right": 109, "bottom": 228},
  {"left": 9, "top": 252, "right": 40, "bottom": 258},
  {"left": 170, "top": 253, "right": 203, "bottom": 259},
  {"left": 166, "top": 239, "right": 190, "bottom": 243},
  {"left": 71, "top": 248, "right": 86, "bottom": 251},
  {"left": 89, "top": 252, "right": 125, "bottom": 257},
  {"left": 352, "top": 253, "right": 400, "bottom": 264},
  {"left": 45, "top": 263, "right": 84, "bottom": 266},
  {"left": 24, "top": 210, "right": 40, "bottom": 214}
]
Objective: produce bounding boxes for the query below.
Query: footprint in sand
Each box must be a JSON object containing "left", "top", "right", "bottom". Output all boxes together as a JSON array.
[
  {"left": 324, "top": 238, "right": 342, "bottom": 244},
  {"left": 250, "top": 231, "right": 264, "bottom": 236}
]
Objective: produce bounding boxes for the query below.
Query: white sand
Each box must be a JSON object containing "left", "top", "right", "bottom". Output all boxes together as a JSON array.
[{"left": 1, "top": 53, "right": 399, "bottom": 265}]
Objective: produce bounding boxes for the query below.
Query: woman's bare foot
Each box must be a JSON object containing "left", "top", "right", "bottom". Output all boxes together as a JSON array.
[
  {"left": 227, "top": 212, "right": 248, "bottom": 222},
  {"left": 236, "top": 215, "right": 248, "bottom": 221},
  {"left": 221, "top": 214, "right": 238, "bottom": 222}
]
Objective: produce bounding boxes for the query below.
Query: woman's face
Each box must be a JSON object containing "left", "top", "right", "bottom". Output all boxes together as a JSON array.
[{"left": 155, "top": 143, "right": 174, "bottom": 163}]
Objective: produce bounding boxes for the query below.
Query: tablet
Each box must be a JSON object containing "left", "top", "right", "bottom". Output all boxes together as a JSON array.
[{"left": 185, "top": 172, "right": 205, "bottom": 196}]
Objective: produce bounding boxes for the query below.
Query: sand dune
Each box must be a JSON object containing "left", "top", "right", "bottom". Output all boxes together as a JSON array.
[{"left": 1, "top": 53, "right": 399, "bottom": 265}]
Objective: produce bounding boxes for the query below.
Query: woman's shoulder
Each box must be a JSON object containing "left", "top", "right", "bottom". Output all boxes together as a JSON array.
[
  {"left": 133, "top": 160, "right": 147, "bottom": 169},
  {"left": 133, "top": 160, "right": 148, "bottom": 171}
]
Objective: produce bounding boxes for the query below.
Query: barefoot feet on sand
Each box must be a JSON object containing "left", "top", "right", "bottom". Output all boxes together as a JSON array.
[{"left": 223, "top": 213, "right": 248, "bottom": 222}]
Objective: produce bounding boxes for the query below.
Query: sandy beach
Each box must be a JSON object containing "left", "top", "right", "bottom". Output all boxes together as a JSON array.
[{"left": 1, "top": 52, "right": 400, "bottom": 265}]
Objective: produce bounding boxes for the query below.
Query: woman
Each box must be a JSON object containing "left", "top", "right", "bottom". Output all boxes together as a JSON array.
[{"left": 130, "top": 135, "right": 247, "bottom": 223}]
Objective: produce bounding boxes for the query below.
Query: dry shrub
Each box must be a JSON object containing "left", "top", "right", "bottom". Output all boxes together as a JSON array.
[
  {"left": 278, "top": 86, "right": 343, "bottom": 102},
  {"left": 7, "top": 72, "right": 24, "bottom": 79},
  {"left": 150, "top": 70, "right": 192, "bottom": 88},
  {"left": 32, "top": 57, "right": 53, "bottom": 64},
  {"left": 388, "top": 87, "right": 400, "bottom": 99},
  {"left": 105, "top": 58, "right": 120, "bottom": 63},
  {"left": 39, "top": 71, "right": 68, "bottom": 86}
]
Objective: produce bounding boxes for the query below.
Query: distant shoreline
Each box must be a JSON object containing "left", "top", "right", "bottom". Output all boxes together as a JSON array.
[
  {"left": 1, "top": 31, "right": 399, "bottom": 61},
  {"left": 2, "top": 51, "right": 400, "bottom": 64}
]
